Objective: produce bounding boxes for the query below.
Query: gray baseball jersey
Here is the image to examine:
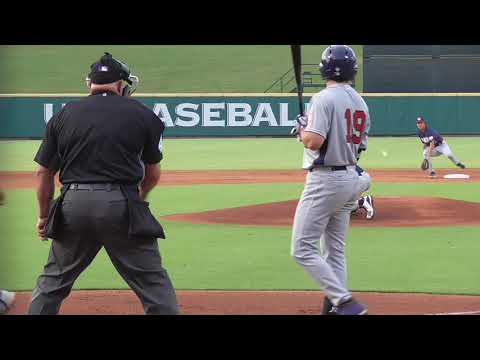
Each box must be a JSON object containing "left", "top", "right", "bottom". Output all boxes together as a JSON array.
[
  {"left": 302, "top": 83, "right": 370, "bottom": 169},
  {"left": 291, "top": 83, "right": 371, "bottom": 308}
]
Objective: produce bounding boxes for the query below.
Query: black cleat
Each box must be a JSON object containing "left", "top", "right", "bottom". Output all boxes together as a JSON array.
[
  {"left": 328, "top": 298, "right": 368, "bottom": 315},
  {"left": 322, "top": 296, "right": 333, "bottom": 315}
]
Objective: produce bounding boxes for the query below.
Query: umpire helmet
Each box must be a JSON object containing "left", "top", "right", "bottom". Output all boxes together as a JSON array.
[
  {"left": 319, "top": 45, "right": 358, "bottom": 82},
  {"left": 86, "top": 52, "right": 140, "bottom": 97}
]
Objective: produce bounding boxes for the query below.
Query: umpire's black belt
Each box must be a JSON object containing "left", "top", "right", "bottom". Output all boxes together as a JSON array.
[{"left": 68, "top": 183, "right": 135, "bottom": 191}]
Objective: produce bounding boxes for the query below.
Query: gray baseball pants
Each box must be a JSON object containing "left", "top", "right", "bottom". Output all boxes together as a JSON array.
[
  {"left": 291, "top": 166, "right": 362, "bottom": 306},
  {"left": 423, "top": 142, "right": 461, "bottom": 173}
]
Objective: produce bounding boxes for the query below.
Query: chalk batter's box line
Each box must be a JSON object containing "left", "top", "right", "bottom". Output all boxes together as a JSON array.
[
  {"left": 1, "top": 93, "right": 480, "bottom": 98},
  {"left": 424, "top": 310, "right": 480, "bottom": 315}
]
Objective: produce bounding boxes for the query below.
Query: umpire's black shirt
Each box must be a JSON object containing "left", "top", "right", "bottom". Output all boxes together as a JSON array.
[{"left": 35, "top": 90, "right": 164, "bottom": 185}]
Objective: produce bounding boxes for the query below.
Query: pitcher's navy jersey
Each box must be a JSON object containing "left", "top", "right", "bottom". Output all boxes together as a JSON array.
[{"left": 418, "top": 128, "right": 443, "bottom": 147}]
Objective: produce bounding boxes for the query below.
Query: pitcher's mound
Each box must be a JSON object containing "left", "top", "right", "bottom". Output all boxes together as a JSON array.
[{"left": 164, "top": 197, "right": 480, "bottom": 228}]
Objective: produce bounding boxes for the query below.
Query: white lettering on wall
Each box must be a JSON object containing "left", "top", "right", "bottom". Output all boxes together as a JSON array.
[
  {"left": 202, "top": 103, "right": 225, "bottom": 127},
  {"left": 175, "top": 103, "right": 200, "bottom": 127},
  {"left": 153, "top": 103, "right": 174, "bottom": 127},
  {"left": 42, "top": 101, "right": 301, "bottom": 129},
  {"left": 252, "top": 103, "right": 278, "bottom": 127},
  {"left": 227, "top": 103, "right": 252, "bottom": 127},
  {"left": 279, "top": 103, "right": 295, "bottom": 126},
  {"left": 44, "top": 104, "right": 53, "bottom": 123},
  {"left": 44, "top": 103, "right": 67, "bottom": 123}
]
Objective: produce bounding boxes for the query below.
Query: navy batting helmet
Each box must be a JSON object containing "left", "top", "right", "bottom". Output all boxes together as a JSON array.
[{"left": 319, "top": 45, "right": 358, "bottom": 82}]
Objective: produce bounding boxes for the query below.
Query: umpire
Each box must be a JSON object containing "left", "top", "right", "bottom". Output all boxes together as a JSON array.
[{"left": 28, "top": 52, "right": 179, "bottom": 315}]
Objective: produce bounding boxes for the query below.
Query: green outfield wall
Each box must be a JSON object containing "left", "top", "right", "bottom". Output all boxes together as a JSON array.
[{"left": 1, "top": 93, "right": 479, "bottom": 138}]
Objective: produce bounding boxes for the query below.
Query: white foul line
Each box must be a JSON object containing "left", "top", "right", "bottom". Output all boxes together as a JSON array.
[{"left": 424, "top": 310, "right": 480, "bottom": 315}]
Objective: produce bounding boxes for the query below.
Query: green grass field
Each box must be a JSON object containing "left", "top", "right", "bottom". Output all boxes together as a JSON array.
[
  {"left": 1, "top": 137, "right": 479, "bottom": 295},
  {"left": 0, "top": 45, "right": 363, "bottom": 93},
  {"left": 1, "top": 136, "right": 479, "bottom": 172}
]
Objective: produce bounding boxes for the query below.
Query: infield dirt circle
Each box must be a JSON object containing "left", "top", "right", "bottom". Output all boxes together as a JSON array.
[{"left": 2, "top": 169, "right": 480, "bottom": 315}]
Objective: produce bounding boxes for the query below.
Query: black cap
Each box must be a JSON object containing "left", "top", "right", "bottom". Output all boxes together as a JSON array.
[{"left": 88, "top": 52, "right": 131, "bottom": 85}]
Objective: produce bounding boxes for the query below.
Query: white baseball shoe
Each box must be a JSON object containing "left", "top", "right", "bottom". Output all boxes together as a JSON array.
[
  {"left": 0, "top": 290, "right": 16, "bottom": 315},
  {"left": 362, "top": 195, "right": 375, "bottom": 220}
]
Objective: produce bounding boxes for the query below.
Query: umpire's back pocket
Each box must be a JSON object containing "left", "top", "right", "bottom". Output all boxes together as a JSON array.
[{"left": 128, "top": 200, "right": 166, "bottom": 240}]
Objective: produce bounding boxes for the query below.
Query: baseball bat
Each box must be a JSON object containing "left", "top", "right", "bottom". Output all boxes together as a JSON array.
[{"left": 290, "top": 45, "right": 304, "bottom": 117}]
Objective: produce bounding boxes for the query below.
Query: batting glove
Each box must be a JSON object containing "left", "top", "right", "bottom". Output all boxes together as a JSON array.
[{"left": 290, "top": 115, "right": 308, "bottom": 139}]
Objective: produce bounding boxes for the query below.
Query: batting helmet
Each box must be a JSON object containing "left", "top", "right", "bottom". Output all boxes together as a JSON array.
[{"left": 319, "top": 45, "right": 358, "bottom": 82}]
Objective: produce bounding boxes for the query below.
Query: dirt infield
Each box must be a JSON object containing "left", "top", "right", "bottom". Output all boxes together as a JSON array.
[
  {"left": 164, "top": 197, "right": 480, "bottom": 228},
  {"left": 6, "top": 290, "right": 480, "bottom": 315},
  {"left": 1, "top": 168, "right": 479, "bottom": 189}
]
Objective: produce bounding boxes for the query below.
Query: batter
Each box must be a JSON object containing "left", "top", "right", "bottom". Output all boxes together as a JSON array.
[{"left": 290, "top": 45, "right": 369, "bottom": 315}]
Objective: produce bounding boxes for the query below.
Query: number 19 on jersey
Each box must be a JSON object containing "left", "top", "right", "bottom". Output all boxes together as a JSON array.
[{"left": 345, "top": 109, "right": 367, "bottom": 145}]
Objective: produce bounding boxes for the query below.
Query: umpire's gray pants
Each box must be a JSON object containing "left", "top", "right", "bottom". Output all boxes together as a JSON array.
[
  {"left": 291, "top": 167, "right": 361, "bottom": 306},
  {"left": 28, "top": 188, "right": 179, "bottom": 315}
]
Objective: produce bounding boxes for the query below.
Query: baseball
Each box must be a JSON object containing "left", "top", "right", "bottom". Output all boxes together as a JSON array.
[{"left": 381, "top": 150, "right": 388, "bottom": 157}]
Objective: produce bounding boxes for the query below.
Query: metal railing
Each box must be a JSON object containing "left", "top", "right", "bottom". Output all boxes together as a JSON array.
[
  {"left": 264, "top": 64, "right": 356, "bottom": 93},
  {"left": 263, "top": 66, "right": 294, "bottom": 93},
  {"left": 264, "top": 64, "right": 326, "bottom": 93}
]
